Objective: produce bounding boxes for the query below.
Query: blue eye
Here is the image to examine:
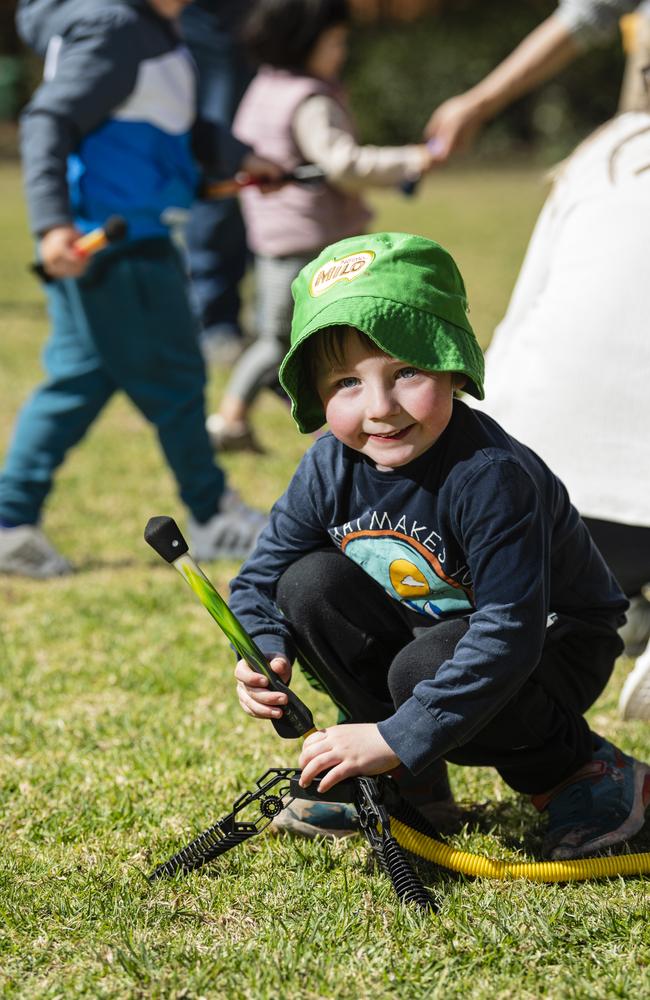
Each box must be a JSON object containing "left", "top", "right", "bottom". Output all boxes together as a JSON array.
[
  {"left": 338, "top": 376, "right": 360, "bottom": 389},
  {"left": 397, "top": 367, "right": 419, "bottom": 380}
]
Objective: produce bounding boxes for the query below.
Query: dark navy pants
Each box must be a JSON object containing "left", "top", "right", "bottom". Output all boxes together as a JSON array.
[
  {"left": 277, "top": 549, "right": 623, "bottom": 795},
  {"left": 0, "top": 240, "right": 225, "bottom": 525}
]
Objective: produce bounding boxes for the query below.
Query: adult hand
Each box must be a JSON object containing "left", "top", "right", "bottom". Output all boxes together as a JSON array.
[
  {"left": 38, "top": 225, "right": 89, "bottom": 279},
  {"left": 235, "top": 654, "right": 292, "bottom": 720},
  {"left": 424, "top": 15, "right": 579, "bottom": 162},
  {"left": 239, "top": 153, "right": 285, "bottom": 193},
  {"left": 299, "top": 723, "right": 400, "bottom": 793},
  {"left": 424, "top": 92, "right": 485, "bottom": 161}
]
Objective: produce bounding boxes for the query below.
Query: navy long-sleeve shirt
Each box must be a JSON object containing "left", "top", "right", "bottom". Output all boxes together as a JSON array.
[{"left": 229, "top": 401, "right": 626, "bottom": 773}]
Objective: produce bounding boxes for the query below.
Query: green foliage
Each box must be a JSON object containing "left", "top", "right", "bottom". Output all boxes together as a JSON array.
[
  {"left": 345, "top": 1, "right": 625, "bottom": 159},
  {"left": 2, "top": 161, "right": 650, "bottom": 998}
]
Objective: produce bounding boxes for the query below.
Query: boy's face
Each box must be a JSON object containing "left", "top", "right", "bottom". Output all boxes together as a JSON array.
[
  {"left": 147, "top": 0, "right": 192, "bottom": 20},
  {"left": 315, "top": 329, "right": 456, "bottom": 471}
]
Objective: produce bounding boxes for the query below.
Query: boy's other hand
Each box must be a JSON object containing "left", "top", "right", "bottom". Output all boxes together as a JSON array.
[
  {"left": 39, "top": 225, "right": 89, "bottom": 279},
  {"left": 299, "top": 724, "right": 400, "bottom": 793},
  {"left": 239, "top": 153, "right": 285, "bottom": 193},
  {"left": 235, "top": 654, "right": 292, "bottom": 720}
]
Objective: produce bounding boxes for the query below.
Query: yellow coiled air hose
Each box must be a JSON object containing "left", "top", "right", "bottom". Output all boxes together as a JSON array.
[{"left": 391, "top": 817, "right": 650, "bottom": 881}]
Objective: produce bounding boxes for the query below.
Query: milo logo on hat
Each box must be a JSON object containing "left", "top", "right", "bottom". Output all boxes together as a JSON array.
[{"left": 309, "top": 250, "right": 375, "bottom": 297}]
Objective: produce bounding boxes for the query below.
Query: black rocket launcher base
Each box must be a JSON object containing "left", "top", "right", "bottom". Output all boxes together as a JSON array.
[{"left": 144, "top": 516, "right": 317, "bottom": 740}]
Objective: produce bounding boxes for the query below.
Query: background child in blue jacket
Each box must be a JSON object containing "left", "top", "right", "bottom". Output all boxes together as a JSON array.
[
  {"left": 0, "top": 0, "right": 281, "bottom": 577},
  {"left": 230, "top": 231, "right": 649, "bottom": 860}
]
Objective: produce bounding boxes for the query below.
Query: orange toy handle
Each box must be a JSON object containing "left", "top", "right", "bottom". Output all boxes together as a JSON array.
[{"left": 73, "top": 215, "right": 128, "bottom": 257}]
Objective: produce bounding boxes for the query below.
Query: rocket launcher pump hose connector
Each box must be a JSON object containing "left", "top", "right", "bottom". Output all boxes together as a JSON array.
[{"left": 144, "top": 516, "right": 316, "bottom": 740}]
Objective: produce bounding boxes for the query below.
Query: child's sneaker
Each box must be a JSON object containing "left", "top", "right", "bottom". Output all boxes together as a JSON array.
[
  {"left": 188, "top": 489, "right": 268, "bottom": 561},
  {"left": 271, "top": 771, "right": 459, "bottom": 839},
  {"left": 532, "top": 737, "right": 650, "bottom": 859},
  {"left": 271, "top": 798, "right": 359, "bottom": 839},
  {"left": 619, "top": 638, "right": 650, "bottom": 721},
  {"left": 0, "top": 525, "right": 72, "bottom": 579}
]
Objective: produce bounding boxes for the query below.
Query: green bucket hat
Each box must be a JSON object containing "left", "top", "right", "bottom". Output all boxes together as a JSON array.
[{"left": 279, "top": 231, "right": 485, "bottom": 433}]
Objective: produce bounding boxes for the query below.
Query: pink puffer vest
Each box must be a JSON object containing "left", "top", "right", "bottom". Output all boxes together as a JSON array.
[{"left": 233, "top": 66, "right": 372, "bottom": 256}]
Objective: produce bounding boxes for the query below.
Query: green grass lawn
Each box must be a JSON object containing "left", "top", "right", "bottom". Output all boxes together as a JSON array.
[{"left": 1, "top": 160, "right": 649, "bottom": 999}]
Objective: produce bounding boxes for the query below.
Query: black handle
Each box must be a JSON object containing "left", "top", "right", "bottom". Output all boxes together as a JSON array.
[
  {"left": 103, "top": 215, "right": 128, "bottom": 242},
  {"left": 144, "top": 514, "right": 188, "bottom": 563}
]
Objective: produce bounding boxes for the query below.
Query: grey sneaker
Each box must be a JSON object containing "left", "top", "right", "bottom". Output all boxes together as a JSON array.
[
  {"left": 0, "top": 525, "right": 72, "bottom": 578},
  {"left": 619, "top": 638, "right": 650, "bottom": 721},
  {"left": 188, "top": 489, "right": 268, "bottom": 561},
  {"left": 271, "top": 798, "right": 359, "bottom": 839}
]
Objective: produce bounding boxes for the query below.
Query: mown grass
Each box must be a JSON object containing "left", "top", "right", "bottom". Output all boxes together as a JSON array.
[{"left": 1, "top": 159, "right": 649, "bottom": 999}]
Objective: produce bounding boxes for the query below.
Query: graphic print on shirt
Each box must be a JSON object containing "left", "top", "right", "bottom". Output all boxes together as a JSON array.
[{"left": 331, "top": 514, "right": 473, "bottom": 619}]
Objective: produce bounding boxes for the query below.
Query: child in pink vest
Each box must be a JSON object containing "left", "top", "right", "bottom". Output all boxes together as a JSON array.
[{"left": 207, "top": 0, "right": 434, "bottom": 451}]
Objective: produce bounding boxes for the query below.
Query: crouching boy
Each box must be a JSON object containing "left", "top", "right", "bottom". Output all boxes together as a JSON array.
[{"left": 229, "top": 232, "right": 649, "bottom": 859}]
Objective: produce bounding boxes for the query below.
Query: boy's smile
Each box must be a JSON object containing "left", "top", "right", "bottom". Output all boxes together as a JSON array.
[{"left": 315, "top": 329, "right": 456, "bottom": 471}]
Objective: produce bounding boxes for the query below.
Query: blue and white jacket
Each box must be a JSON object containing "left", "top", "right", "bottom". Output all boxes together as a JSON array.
[{"left": 17, "top": 0, "right": 248, "bottom": 240}]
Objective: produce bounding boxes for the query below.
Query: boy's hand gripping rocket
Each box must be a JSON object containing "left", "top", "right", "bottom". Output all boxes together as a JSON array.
[{"left": 144, "top": 516, "right": 316, "bottom": 740}]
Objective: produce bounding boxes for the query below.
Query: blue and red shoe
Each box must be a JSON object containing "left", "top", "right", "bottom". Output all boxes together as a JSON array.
[{"left": 532, "top": 737, "right": 650, "bottom": 859}]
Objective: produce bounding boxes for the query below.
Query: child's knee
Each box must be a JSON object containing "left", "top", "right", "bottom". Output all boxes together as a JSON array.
[
  {"left": 387, "top": 617, "right": 469, "bottom": 706},
  {"left": 277, "top": 550, "right": 335, "bottom": 617},
  {"left": 277, "top": 548, "right": 364, "bottom": 623}
]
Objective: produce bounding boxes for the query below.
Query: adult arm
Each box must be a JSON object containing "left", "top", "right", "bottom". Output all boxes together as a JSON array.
[
  {"left": 424, "top": 13, "right": 580, "bottom": 158},
  {"left": 425, "top": 1, "right": 644, "bottom": 158}
]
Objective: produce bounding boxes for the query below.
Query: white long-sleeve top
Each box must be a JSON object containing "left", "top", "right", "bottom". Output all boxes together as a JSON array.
[{"left": 473, "top": 112, "right": 650, "bottom": 528}]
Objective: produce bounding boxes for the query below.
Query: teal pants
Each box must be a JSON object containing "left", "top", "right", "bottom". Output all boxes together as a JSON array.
[{"left": 0, "top": 240, "right": 225, "bottom": 526}]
